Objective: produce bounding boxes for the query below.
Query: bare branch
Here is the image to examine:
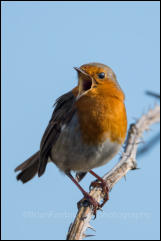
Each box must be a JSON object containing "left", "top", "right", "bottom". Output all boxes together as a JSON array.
[
  {"left": 137, "top": 132, "right": 160, "bottom": 158},
  {"left": 66, "top": 105, "right": 160, "bottom": 240},
  {"left": 146, "top": 91, "right": 160, "bottom": 99}
]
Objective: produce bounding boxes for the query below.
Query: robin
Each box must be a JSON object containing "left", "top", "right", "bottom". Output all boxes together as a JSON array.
[{"left": 15, "top": 63, "right": 127, "bottom": 214}]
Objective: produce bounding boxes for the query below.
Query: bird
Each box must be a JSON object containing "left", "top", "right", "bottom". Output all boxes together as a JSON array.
[{"left": 15, "top": 62, "right": 127, "bottom": 215}]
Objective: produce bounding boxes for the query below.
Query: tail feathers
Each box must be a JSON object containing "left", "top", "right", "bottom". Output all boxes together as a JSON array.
[{"left": 15, "top": 151, "right": 40, "bottom": 183}]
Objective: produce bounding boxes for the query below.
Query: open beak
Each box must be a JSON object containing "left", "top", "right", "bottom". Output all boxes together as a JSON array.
[{"left": 74, "top": 67, "right": 93, "bottom": 96}]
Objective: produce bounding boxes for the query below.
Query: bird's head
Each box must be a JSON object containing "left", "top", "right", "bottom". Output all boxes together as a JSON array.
[{"left": 74, "top": 62, "right": 123, "bottom": 99}]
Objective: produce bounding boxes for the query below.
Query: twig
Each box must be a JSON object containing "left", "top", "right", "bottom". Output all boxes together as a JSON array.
[
  {"left": 146, "top": 91, "right": 160, "bottom": 99},
  {"left": 137, "top": 132, "right": 160, "bottom": 158},
  {"left": 66, "top": 105, "right": 160, "bottom": 240}
]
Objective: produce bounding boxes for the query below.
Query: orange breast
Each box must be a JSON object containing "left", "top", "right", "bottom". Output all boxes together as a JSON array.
[{"left": 75, "top": 82, "right": 127, "bottom": 145}]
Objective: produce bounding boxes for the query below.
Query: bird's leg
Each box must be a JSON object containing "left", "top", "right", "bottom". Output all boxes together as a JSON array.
[
  {"left": 66, "top": 172, "right": 101, "bottom": 216},
  {"left": 89, "top": 170, "right": 109, "bottom": 207}
]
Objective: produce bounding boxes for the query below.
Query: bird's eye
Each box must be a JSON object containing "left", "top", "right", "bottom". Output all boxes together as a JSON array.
[{"left": 98, "top": 72, "right": 105, "bottom": 79}]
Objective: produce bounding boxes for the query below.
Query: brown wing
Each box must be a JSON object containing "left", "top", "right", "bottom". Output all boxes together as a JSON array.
[{"left": 38, "top": 90, "right": 77, "bottom": 177}]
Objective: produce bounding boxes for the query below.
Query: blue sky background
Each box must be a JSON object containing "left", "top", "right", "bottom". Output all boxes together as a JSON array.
[{"left": 2, "top": 1, "right": 160, "bottom": 240}]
